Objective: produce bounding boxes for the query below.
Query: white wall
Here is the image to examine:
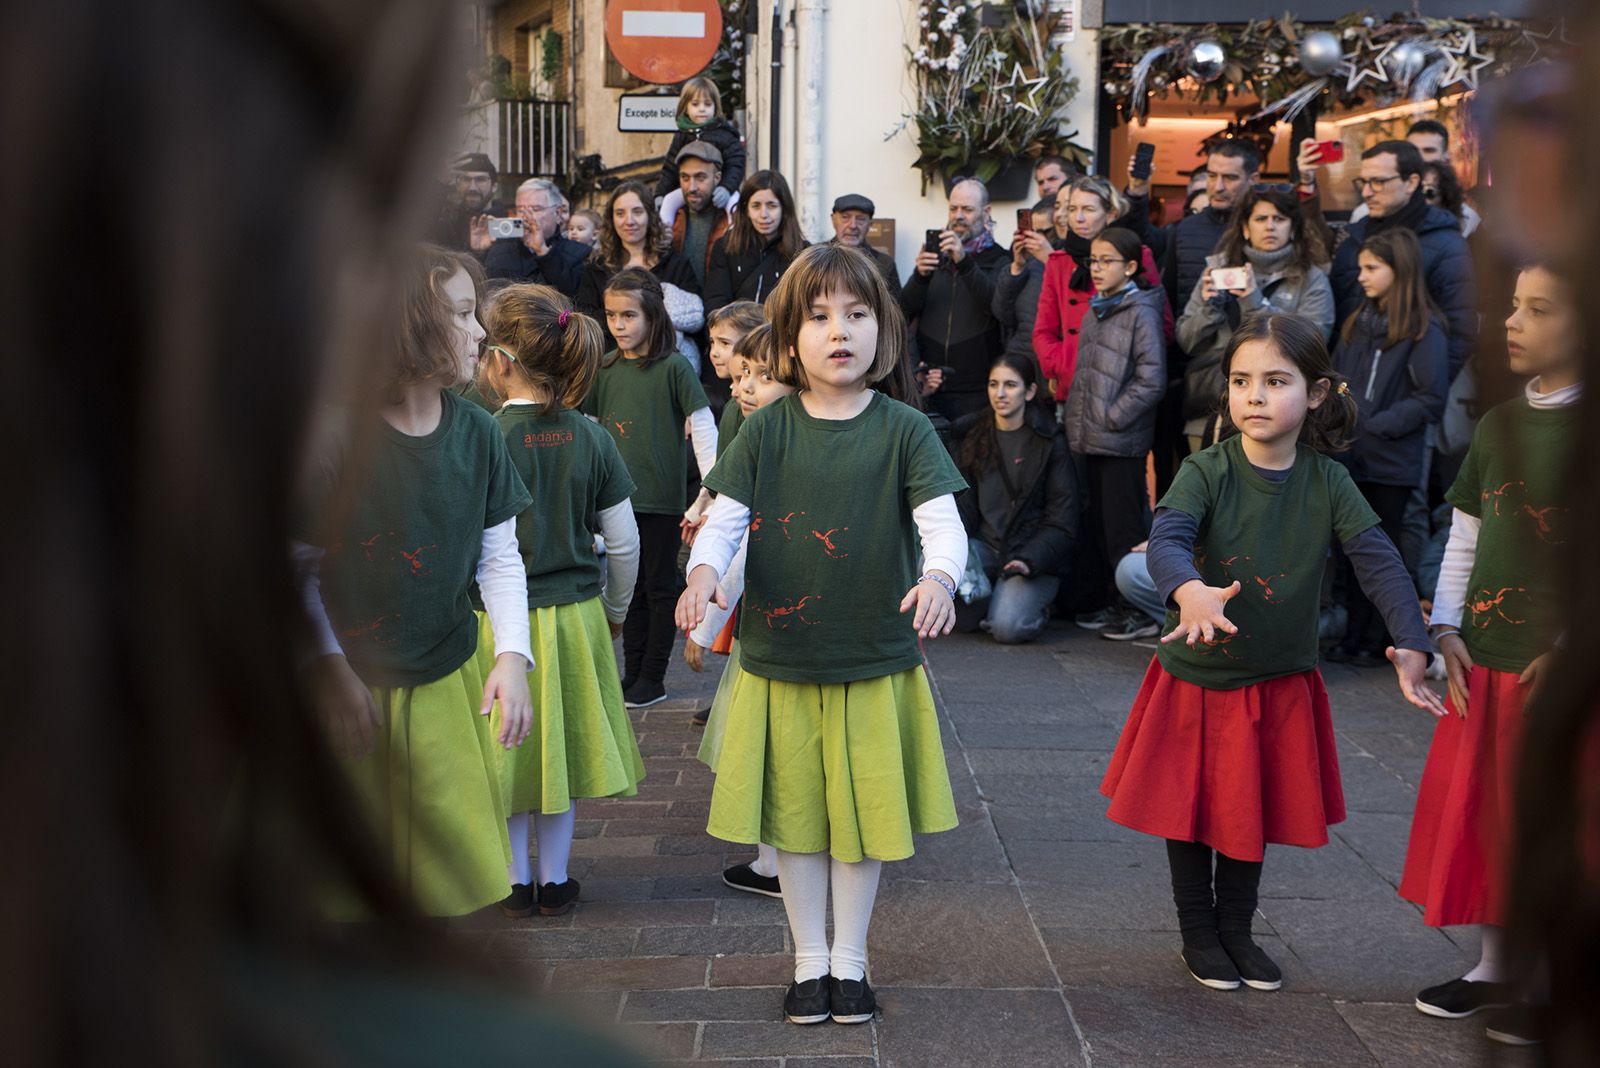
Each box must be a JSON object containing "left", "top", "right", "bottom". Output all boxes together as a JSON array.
[{"left": 793, "top": 0, "right": 1099, "bottom": 275}]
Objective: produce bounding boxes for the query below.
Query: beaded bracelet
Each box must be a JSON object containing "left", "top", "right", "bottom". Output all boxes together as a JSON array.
[{"left": 918, "top": 572, "right": 957, "bottom": 600}]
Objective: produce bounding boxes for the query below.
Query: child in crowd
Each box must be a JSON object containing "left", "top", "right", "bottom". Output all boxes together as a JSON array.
[
  {"left": 1100, "top": 313, "right": 1445, "bottom": 992},
  {"left": 688, "top": 323, "right": 791, "bottom": 899},
  {"left": 683, "top": 301, "right": 767, "bottom": 563},
  {"left": 678, "top": 244, "right": 967, "bottom": 1026},
  {"left": 1330, "top": 229, "right": 1449, "bottom": 667},
  {"left": 300, "top": 245, "right": 537, "bottom": 916},
  {"left": 565, "top": 208, "right": 603, "bottom": 249},
  {"left": 953, "top": 354, "right": 1077, "bottom": 645},
  {"left": 584, "top": 269, "right": 718, "bottom": 708},
  {"left": 1063, "top": 226, "right": 1166, "bottom": 635},
  {"left": 1400, "top": 264, "right": 1580, "bottom": 1047},
  {"left": 654, "top": 76, "right": 746, "bottom": 227},
  {"left": 475, "top": 284, "right": 647, "bottom": 918}
]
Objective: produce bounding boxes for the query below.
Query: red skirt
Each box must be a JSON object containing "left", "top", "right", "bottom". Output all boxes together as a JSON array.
[
  {"left": 1100, "top": 658, "right": 1345, "bottom": 862},
  {"left": 1398, "top": 665, "right": 1525, "bottom": 927}
]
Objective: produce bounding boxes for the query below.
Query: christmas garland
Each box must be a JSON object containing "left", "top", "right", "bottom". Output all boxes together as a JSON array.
[
  {"left": 1101, "top": 10, "right": 1569, "bottom": 127},
  {"left": 703, "top": 1, "right": 747, "bottom": 112},
  {"left": 906, "top": 0, "right": 1088, "bottom": 187}
]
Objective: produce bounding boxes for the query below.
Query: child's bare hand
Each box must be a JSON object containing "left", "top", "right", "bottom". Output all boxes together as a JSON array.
[
  {"left": 608, "top": 618, "right": 624, "bottom": 640},
  {"left": 676, "top": 564, "right": 727, "bottom": 632},
  {"left": 1387, "top": 647, "right": 1448, "bottom": 718},
  {"left": 483, "top": 653, "right": 533, "bottom": 748},
  {"left": 308, "top": 654, "right": 382, "bottom": 760},
  {"left": 1518, "top": 650, "right": 1556, "bottom": 705},
  {"left": 1436, "top": 631, "right": 1473, "bottom": 717},
  {"left": 1161, "top": 579, "right": 1240, "bottom": 647},
  {"left": 899, "top": 576, "right": 956, "bottom": 639},
  {"left": 684, "top": 638, "right": 707, "bottom": 673}
]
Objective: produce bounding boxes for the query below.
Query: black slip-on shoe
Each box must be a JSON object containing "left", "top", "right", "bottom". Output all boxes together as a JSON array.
[
  {"left": 1414, "top": 977, "right": 1514, "bottom": 1019},
  {"left": 783, "top": 975, "right": 831, "bottom": 1025},
  {"left": 1181, "top": 945, "right": 1242, "bottom": 991},
  {"left": 1484, "top": 1003, "right": 1544, "bottom": 1046},
  {"left": 499, "top": 882, "right": 536, "bottom": 918},
  {"left": 1220, "top": 936, "right": 1282, "bottom": 991},
  {"left": 722, "top": 862, "right": 782, "bottom": 899},
  {"left": 536, "top": 878, "right": 580, "bottom": 916},
  {"left": 829, "top": 976, "right": 877, "bottom": 1024},
  {"left": 622, "top": 680, "right": 667, "bottom": 708}
]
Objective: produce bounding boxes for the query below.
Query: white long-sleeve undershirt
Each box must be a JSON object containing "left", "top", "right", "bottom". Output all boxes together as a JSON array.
[
  {"left": 688, "top": 407, "right": 718, "bottom": 480},
  {"left": 294, "top": 518, "right": 534, "bottom": 669},
  {"left": 1431, "top": 376, "right": 1580, "bottom": 635},
  {"left": 690, "top": 533, "right": 747, "bottom": 648},
  {"left": 686, "top": 492, "right": 967, "bottom": 590},
  {"left": 597, "top": 500, "right": 640, "bottom": 624}
]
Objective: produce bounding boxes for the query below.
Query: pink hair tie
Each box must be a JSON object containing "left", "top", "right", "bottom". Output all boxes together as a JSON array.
[{"left": 558, "top": 309, "right": 571, "bottom": 329}]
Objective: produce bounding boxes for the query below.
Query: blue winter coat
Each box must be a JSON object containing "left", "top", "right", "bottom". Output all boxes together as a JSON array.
[{"left": 1331, "top": 308, "right": 1449, "bottom": 487}]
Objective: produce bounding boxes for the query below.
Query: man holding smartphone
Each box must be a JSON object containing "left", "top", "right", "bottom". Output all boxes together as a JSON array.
[
  {"left": 483, "top": 177, "right": 589, "bottom": 297},
  {"left": 900, "top": 178, "right": 1010, "bottom": 422}
]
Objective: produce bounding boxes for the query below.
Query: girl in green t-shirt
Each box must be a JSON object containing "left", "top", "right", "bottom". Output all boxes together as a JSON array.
[
  {"left": 303, "top": 245, "right": 536, "bottom": 918},
  {"left": 677, "top": 244, "right": 969, "bottom": 1027},
  {"left": 474, "top": 284, "right": 648, "bottom": 920},
  {"left": 1099, "top": 313, "right": 1445, "bottom": 994},
  {"left": 1400, "top": 264, "right": 1580, "bottom": 1031},
  {"left": 586, "top": 269, "right": 717, "bottom": 709}
]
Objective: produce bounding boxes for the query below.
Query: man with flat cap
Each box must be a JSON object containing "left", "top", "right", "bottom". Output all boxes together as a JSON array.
[
  {"left": 829, "top": 194, "right": 902, "bottom": 301},
  {"left": 670, "top": 141, "right": 731, "bottom": 290},
  {"left": 432, "top": 151, "right": 507, "bottom": 257}
]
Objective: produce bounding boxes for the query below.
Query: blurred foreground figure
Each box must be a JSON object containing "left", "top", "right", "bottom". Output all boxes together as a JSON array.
[
  {"left": 0, "top": 2, "right": 636, "bottom": 1063},
  {"left": 1491, "top": 7, "right": 1600, "bottom": 1064}
]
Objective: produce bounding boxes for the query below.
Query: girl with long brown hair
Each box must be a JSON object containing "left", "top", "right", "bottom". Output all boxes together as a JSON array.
[
  {"left": 704, "top": 169, "right": 808, "bottom": 313},
  {"left": 1329, "top": 227, "right": 1449, "bottom": 666}
]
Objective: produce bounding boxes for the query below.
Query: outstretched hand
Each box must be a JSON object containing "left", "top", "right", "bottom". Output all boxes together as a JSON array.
[
  {"left": 1161, "top": 579, "right": 1240, "bottom": 647},
  {"left": 676, "top": 564, "right": 728, "bottom": 633},
  {"left": 1386, "top": 647, "right": 1448, "bottom": 718},
  {"left": 900, "top": 576, "right": 956, "bottom": 639}
]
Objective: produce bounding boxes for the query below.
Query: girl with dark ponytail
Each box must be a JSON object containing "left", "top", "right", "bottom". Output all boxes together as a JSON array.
[
  {"left": 478, "top": 284, "right": 647, "bottom": 917},
  {"left": 1100, "top": 312, "right": 1444, "bottom": 995}
]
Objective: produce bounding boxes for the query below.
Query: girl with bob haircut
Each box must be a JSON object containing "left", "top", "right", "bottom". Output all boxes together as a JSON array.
[
  {"left": 1329, "top": 227, "right": 1448, "bottom": 666},
  {"left": 302, "top": 243, "right": 538, "bottom": 918},
  {"left": 1100, "top": 312, "right": 1444, "bottom": 995},
  {"left": 705, "top": 169, "right": 809, "bottom": 313},
  {"left": 678, "top": 242, "right": 968, "bottom": 1027},
  {"left": 475, "top": 284, "right": 647, "bottom": 919},
  {"left": 585, "top": 268, "right": 717, "bottom": 710}
]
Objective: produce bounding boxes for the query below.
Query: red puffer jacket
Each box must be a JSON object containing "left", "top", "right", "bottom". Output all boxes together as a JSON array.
[{"left": 1031, "top": 245, "right": 1171, "bottom": 401}]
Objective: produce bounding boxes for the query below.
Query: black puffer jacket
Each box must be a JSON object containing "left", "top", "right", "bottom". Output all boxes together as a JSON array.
[
  {"left": 704, "top": 234, "right": 803, "bottom": 313},
  {"left": 1332, "top": 308, "right": 1449, "bottom": 487},
  {"left": 954, "top": 406, "right": 1078, "bottom": 576}
]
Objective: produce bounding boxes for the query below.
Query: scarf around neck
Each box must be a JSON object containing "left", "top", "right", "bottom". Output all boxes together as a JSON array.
[
  {"left": 1365, "top": 189, "right": 1432, "bottom": 236},
  {"left": 1062, "top": 229, "right": 1095, "bottom": 291},
  {"left": 1241, "top": 242, "right": 1297, "bottom": 282},
  {"left": 1089, "top": 280, "right": 1139, "bottom": 319}
]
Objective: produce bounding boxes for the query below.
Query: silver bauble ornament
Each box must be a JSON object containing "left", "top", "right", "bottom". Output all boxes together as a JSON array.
[
  {"left": 1186, "top": 40, "right": 1226, "bottom": 84},
  {"left": 1384, "top": 40, "right": 1433, "bottom": 91},
  {"left": 1298, "top": 31, "right": 1343, "bottom": 78}
]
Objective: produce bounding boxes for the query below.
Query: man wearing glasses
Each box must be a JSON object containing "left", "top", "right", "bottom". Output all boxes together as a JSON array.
[
  {"left": 484, "top": 177, "right": 588, "bottom": 298},
  {"left": 1327, "top": 140, "right": 1475, "bottom": 378}
]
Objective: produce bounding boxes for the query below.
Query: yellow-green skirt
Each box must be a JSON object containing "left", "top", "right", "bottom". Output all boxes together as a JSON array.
[
  {"left": 706, "top": 665, "right": 958, "bottom": 863},
  {"left": 476, "top": 600, "right": 645, "bottom": 816},
  {"left": 339, "top": 655, "right": 512, "bottom": 918},
  {"left": 695, "top": 638, "right": 743, "bottom": 773}
]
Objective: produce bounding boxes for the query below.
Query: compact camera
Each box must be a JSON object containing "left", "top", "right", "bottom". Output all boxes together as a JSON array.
[{"left": 1210, "top": 267, "right": 1250, "bottom": 292}]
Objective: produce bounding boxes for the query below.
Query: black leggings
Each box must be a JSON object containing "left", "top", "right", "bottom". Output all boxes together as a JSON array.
[
  {"left": 623, "top": 512, "right": 684, "bottom": 688},
  {"left": 1075, "top": 454, "right": 1151, "bottom": 606},
  {"left": 1166, "top": 839, "right": 1265, "bottom": 947}
]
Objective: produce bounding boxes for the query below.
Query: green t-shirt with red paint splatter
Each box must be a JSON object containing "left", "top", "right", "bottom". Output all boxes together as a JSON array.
[
  {"left": 1447, "top": 398, "right": 1576, "bottom": 674},
  {"left": 1155, "top": 435, "right": 1380, "bottom": 690},
  {"left": 580, "top": 350, "right": 710, "bottom": 515},
  {"left": 308, "top": 390, "right": 533, "bottom": 688},
  {"left": 494, "top": 403, "right": 636, "bottom": 609},
  {"left": 702, "top": 391, "right": 968, "bottom": 685}
]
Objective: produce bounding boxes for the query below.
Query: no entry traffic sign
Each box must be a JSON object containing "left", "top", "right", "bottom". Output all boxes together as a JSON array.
[{"left": 605, "top": 0, "right": 723, "bottom": 85}]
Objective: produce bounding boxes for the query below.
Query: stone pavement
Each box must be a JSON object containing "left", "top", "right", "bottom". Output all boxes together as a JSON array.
[{"left": 462, "top": 625, "right": 1540, "bottom": 1067}]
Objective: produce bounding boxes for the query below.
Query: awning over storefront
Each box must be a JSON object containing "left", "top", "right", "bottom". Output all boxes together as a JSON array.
[{"left": 1103, "top": 1, "right": 1536, "bottom": 21}]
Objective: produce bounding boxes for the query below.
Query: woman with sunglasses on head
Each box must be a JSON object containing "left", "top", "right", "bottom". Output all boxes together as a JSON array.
[{"left": 1175, "top": 188, "right": 1334, "bottom": 452}]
